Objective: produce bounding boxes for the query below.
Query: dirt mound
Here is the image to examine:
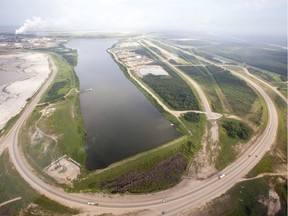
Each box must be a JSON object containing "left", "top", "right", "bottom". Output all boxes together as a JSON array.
[{"left": 100, "top": 153, "right": 187, "bottom": 193}]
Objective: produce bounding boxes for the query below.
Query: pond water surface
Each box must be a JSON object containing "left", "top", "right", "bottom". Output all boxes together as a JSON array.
[{"left": 67, "top": 39, "right": 180, "bottom": 170}]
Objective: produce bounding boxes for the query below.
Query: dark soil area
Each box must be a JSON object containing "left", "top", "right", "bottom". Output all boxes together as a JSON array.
[{"left": 100, "top": 153, "right": 187, "bottom": 193}]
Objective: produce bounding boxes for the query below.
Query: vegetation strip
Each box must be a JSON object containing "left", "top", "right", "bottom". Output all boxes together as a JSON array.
[{"left": 20, "top": 49, "right": 86, "bottom": 176}]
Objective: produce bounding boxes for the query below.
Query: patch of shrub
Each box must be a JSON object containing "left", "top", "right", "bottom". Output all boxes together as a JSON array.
[{"left": 222, "top": 120, "right": 253, "bottom": 140}]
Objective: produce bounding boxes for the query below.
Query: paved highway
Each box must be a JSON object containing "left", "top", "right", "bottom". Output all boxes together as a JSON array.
[
  {"left": 140, "top": 40, "right": 222, "bottom": 121},
  {"left": 2, "top": 47, "right": 279, "bottom": 215},
  {"left": 240, "top": 67, "right": 287, "bottom": 104},
  {"left": 153, "top": 38, "right": 287, "bottom": 104}
]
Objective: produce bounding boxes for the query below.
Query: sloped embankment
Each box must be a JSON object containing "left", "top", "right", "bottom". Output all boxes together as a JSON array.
[{"left": 100, "top": 153, "right": 187, "bottom": 193}]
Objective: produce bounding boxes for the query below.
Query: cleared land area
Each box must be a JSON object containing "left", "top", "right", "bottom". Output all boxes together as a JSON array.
[
  {"left": 138, "top": 65, "right": 169, "bottom": 77},
  {"left": 44, "top": 155, "right": 81, "bottom": 184},
  {"left": 0, "top": 52, "right": 51, "bottom": 131}
]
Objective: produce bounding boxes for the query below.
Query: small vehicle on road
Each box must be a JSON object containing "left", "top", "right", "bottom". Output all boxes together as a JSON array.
[
  {"left": 87, "top": 201, "right": 98, "bottom": 206},
  {"left": 219, "top": 173, "right": 226, "bottom": 179}
]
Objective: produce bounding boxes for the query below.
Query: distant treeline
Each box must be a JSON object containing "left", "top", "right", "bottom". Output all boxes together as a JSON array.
[{"left": 200, "top": 44, "right": 287, "bottom": 78}]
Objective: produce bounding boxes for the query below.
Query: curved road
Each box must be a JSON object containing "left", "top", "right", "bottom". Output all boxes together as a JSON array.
[
  {"left": 140, "top": 40, "right": 222, "bottom": 121},
  {"left": 153, "top": 39, "right": 287, "bottom": 104},
  {"left": 2, "top": 48, "right": 279, "bottom": 215}
]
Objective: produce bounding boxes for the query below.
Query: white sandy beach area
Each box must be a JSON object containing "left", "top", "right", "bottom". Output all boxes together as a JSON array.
[{"left": 0, "top": 52, "right": 51, "bottom": 131}]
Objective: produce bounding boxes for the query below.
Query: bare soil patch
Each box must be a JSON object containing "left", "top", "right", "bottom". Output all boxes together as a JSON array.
[
  {"left": 100, "top": 153, "right": 187, "bottom": 193},
  {"left": 44, "top": 155, "right": 81, "bottom": 184}
]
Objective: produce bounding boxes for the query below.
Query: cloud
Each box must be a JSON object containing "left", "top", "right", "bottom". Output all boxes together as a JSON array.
[
  {"left": 10, "top": 0, "right": 286, "bottom": 36},
  {"left": 234, "top": 0, "right": 286, "bottom": 9}
]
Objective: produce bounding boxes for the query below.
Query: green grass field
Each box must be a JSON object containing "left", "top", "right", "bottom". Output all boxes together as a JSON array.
[
  {"left": 221, "top": 178, "right": 270, "bottom": 216},
  {"left": 221, "top": 176, "right": 287, "bottom": 216},
  {"left": 179, "top": 112, "right": 206, "bottom": 152},
  {"left": 20, "top": 51, "right": 86, "bottom": 171},
  {"left": 0, "top": 151, "right": 78, "bottom": 216},
  {"left": 216, "top": 119, "right": 253, "bottom": 170},
  {"left": 40, "top": 51, "right": 79, "bottom": 103}
]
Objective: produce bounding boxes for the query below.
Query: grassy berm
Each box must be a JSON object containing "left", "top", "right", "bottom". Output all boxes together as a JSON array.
[
  {"left": 0, "top": 151, "right": 78, "bottom": 216},
  {"left": 72, "top": 136, "right": 196, "bottom": 193},
  {"left": 100, "top": 153, "right": 186, "bottom": 193}
]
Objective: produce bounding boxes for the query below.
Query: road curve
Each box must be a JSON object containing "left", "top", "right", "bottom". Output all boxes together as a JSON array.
[
  {"left": 154, "top": 38, "right": 287, "bottom": 104},
  {"left": 4, "top": 48, "right": 279, "bottom": 215},
  {"left": 140, "top": 40, "right": 222, "bottom": 121},
  {"left": 240, "top": 67, "right": 287, "bottom": 104}
]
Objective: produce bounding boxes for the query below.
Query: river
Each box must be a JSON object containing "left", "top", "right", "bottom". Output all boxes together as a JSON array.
[{"left": 67, "top": 39, "right": 179, "bottom": 170}]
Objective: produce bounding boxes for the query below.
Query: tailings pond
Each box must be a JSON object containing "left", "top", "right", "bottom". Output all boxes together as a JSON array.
[{"left": 67, "top": 39, "right": 180, "bottom": 170}]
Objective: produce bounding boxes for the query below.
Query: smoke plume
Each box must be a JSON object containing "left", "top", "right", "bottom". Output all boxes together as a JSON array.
[{"left": 15, "top": 16, "right": 71, "bottom": 34}]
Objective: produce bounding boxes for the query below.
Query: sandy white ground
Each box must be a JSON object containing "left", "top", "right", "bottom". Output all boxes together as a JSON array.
[
  {"left": 0, "top": 52, "right": 51, "bottom": 131},
  {"left": 44, "top": 155, "right": 81, "bottom": 184},
  {"left": 138, "top": 65, "right": 169, "bottom": 77}
]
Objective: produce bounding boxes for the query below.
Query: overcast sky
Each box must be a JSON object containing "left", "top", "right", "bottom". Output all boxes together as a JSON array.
[{"left": 1, "top": 0, "right": 287, "bottom": 36}]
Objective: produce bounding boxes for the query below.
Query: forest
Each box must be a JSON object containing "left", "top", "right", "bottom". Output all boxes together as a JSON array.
[{"left": 142, "top": 64, "right": 199, "bottom": 110}]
